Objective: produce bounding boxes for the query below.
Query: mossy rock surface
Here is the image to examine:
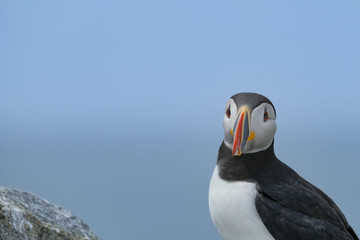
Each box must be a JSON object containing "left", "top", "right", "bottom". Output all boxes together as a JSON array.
[{"left": 0, "top": 187, "right": 100, "bottom": 240}]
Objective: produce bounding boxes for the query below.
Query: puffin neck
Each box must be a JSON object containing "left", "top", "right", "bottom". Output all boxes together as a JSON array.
[{"left": 217, "top": 141, "right": 278, "bottom": 181}]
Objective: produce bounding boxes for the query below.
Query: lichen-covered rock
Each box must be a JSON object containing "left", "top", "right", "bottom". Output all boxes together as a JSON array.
[{"left": 0, "top": 187, "right": 100, "bottom": 240}]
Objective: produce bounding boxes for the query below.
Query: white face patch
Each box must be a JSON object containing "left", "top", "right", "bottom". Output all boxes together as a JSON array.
[
  {"left": 223, "top": 99, "right": 237, "bottom": 147},
  {"left": 244, "top": 103, "right": 277, "bottom": 153},
  {"left": 222, "top": 100, "right": 277, "bottom": 154}
]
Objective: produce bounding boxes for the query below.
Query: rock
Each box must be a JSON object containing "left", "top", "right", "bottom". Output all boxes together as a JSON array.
[{"left": 0, "top": 187, "right": 100, "bottom": 240}]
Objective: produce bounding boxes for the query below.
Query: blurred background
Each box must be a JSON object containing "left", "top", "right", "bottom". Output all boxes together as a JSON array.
[{"left": 1, "top": 1, "right": 359, "bottom": 239}]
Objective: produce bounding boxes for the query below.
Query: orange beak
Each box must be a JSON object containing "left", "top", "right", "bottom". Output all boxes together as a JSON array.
[{"left": 232, "top": 106, "right": 252, "bottom": 156}]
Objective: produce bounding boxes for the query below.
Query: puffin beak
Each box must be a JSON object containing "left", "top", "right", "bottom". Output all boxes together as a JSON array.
[{"left": 232, "top": 106, "right": 254, "bottom": 156}]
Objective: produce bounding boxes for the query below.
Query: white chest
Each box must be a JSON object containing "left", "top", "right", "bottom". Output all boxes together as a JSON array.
[{"left": 209, "top": 166, "right": 275, "bottom": 240}]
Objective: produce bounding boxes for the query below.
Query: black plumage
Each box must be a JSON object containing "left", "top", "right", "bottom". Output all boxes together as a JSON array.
[{"left": 217, "top": 141, "right": 359, "bottom": 240}]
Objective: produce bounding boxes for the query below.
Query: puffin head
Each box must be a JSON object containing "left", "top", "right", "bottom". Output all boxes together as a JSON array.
[{"left": 223, "top": 93, "right": 277, "bottom": 156}]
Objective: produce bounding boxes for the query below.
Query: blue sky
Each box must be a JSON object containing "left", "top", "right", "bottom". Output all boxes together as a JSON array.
[{"left": 1, "top": 1, "right": 359, "bottom": 239}]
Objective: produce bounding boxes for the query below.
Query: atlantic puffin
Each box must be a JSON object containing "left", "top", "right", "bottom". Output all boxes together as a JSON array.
[{"left": 209, "top": 92, "right": 358, "bottom": 240}]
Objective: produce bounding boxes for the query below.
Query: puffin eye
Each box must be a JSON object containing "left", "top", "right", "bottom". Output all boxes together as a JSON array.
[
  {"left": 263, "top": 108, "right": 269, "bottom": 122},
  {"left": 226, "top": 106, "right": 231, "bottom": 118}
]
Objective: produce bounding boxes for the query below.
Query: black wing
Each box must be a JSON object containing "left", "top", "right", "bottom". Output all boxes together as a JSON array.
[{"left": 255, "top": 171, "right": 358, "bottom": 240}]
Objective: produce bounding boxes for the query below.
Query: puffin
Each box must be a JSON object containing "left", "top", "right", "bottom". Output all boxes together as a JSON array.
[{"left": 209, "top": 92, "right": 358, "bottom": 240}]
